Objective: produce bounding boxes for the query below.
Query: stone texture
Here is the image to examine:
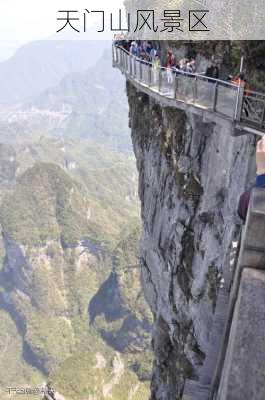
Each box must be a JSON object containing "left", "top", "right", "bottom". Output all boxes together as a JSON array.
[
  {"left": 218, "top": 268, "right": 265, "bottom": 400},
  {"left": 240, "top": 188, "right": 265, "bottom": 269},
  {"left": 126, "top": 81, "right": 256, "bottom": 399}
]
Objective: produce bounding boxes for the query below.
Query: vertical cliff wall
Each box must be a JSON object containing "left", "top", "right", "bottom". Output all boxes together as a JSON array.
[{"left": 126, "top": 82, "right": 256, "bottom": 399}]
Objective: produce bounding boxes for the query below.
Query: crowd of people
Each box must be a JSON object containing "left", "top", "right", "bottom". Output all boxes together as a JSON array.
[
  {"left": 114, "top": 37, "right": 250, "bottom": 91},
  {"left": 127, "top": 41, "right": 197, "bottom": 74},
  {"left": 114, "top": 38, "right": 199, "bottom": 84}
]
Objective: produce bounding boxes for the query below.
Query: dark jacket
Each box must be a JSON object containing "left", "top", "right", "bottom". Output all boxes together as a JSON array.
[
  {"left": 212, "top": 66, "right": 219, "bottom": 79},
  {"left": 238, "top": 174, "right": 265, "bottom": 221}
]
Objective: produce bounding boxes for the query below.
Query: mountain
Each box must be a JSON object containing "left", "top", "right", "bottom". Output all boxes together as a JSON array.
[
  {"left": 0, "top": 39, "right": 153, "bottom": 399},
  {"left": 0, "top": 47, "right": 131, "bottom": 153},
  {"left": 0, "top": 162, "right": 151, "bottom": 400},
  {"left": 29, "top": 48, "right": 130, "bottom": 152},
  {"left": 0, "top": 40, "right": 108, "bottom": 105},
  {"left": 0, "top": 41, "right": 26, "bottom": 62}
]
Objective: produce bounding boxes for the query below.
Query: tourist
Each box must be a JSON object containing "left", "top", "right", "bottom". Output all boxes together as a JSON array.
[
  {"left": 186, "top": 62, "right": 194, "bottom": 74},
  {"left": 172, "top": 60, "right": 181, "bottom": 73},
  {"left": 212, "top": 63, "right": 219, "bottom": 79},
  {"left": 179, "top": 59, "right": 188, "bottom": 72},
  {"left": 152, "top": 54, "right": 161, "bottom": 85},
  {"left": 189, "top": 59, "right": 196, "bottom": 73},
  {"left": 166, "top": 50, "right": 175, "bottom": 84},
  {"left": 113, "top": 34, "right": 122, "bottom": 46},
  {"left": 205, "top": 62, "right": 219, "bottom": 81},
  {"left": 231, "top": 73, "right": 245, "bottom": 86},
  {"left": 238, "top": 138, "right": 265, "bottom": 221},
  {"left": 205, "top": 63, "right": 214, "bottom": 79},
  {"left": 146, "top": 42, "right": 152, "bottom": 57},
  {"left": 130, "top": 41, "right": 139, "bottom": 57},
  {"left": 141, "top": 41, "right": 149, "bottom": 54},
  {"left": 150, "top": 45, "right": 157, "bottom": 62}
]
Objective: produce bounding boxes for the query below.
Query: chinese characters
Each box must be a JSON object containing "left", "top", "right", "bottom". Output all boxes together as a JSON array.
[{"left": 56, "top": 9, "right": 210, "bottom": 34}]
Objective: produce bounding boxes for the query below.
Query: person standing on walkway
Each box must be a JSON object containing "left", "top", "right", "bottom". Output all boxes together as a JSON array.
[
  {"left": 152, "top": 54, "right": 161, "bottom": 85},
  {"left": 232, "top": 73, "right": 245, "bottom": 86},
  {"left": 186, "top": 62, "right": 194, "bottom": 74},
  {"left": 205, "top": 63, "right": 214, "bottom": 79},
  {"left": 231, "top": 73, "right": 251, "bottom": 117},
  {"left": 238, "top": 138, "right": 265, "bottom": 221},
  {"left": 166, "top": 50, "right": 175, "bottom": 84},
  {"left": 150, "top": 45, "right": 157, "bottom": 62},
  {"left": 190, "top": 59, "right": 196, "bottom": 73},
  {"left": 212, "top": 63, "right": 219, "bottom": 79},
  {"left": 179, "top": 58, "right": 188, "bottom": 72},
  {"left": 130, "top": 41, "right": 138, "bottom": 57}
]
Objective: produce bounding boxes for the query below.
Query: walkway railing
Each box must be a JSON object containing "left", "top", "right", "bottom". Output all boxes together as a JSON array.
[
  {"left": 210, "top": 187, "right": 265, "bottom": 400},
  {"left": 241, "top": 90, "right": 265, "bottom": 130},
  {"left": 113, "top": 45, "right": 265, "bottom": 134}
]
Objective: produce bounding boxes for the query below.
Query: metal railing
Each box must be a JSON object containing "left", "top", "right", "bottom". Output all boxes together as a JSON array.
[
  {"left": 209, "top": 229, "right": 243, "bottom": 400},
  {"left": 113, "top": 45, "right": 238, "bottom": 120},
  {"left": 241, "top": 90, "right": 265, "bottom": 130},
  {"left": 113, "top": 45, "right": 265, "bottom": 133},
  {"left": 210, "top": 187, "right": 265, "bottom": 399}
]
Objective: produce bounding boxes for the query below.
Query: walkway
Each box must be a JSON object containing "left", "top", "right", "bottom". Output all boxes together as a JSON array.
[{"left": 113, "top": 45, "right": 265, "bottom": 137}]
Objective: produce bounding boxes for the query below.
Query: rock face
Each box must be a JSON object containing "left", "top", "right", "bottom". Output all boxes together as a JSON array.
[
  {"left": 90, "top": 227, "right": 153, "bottom": 356},
  {"left": 126, "top": 82, "right": 256, "bottom": 399}
]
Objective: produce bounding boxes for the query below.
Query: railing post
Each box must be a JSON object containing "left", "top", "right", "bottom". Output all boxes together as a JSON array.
[
  {"left": 193, "top": 76, "right": 197, "bottom": 103},
  {"left": 140, "top": 62, "right": 143, "bottom": 82},
  {"left": 112, "top": 44, "right": 115, "bottom": 66},
  {"left": 234, "top": 86, "right": 244, "bottom": 121},
  {"left": 213, "top": 82, "right": 218, "bottom": 112},
  {"left": 121, "top": 50, "right": 124, "bottom": 72},
  {"left": 116, "top": 47, "right": 119, "bottom": 66},
  {"left": 260, "top": 103, "right": 265, "bottom": 128},
  {"left": 124, "top": 53, "right": 128, "bottom": 73},
  {"left": 159, "top": 69, "right": 162, "bottom": 93},
  {"left": 173, "top": 73, "right": 177, "bottom": 99},
  {"left": 149, "top": 65, "right": 152, "bottom": 87},
  {"left": 114, "top": 46, "right": 119, "bottom": 65},
  {"left": 129, "top": 55, "right": 133, "bottom": 76},
  {"left": 133, "top": 57, "right": 136, "bottom": 77},
  {"left": 117, "top": 47, "right": 119, "bottom": 65},
  {"left": 123, "top": 52, "right": 126, "bottom": 73}
]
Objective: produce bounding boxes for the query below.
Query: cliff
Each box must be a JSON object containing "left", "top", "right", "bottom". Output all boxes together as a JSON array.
[{"left": 126, "top": 72, "right": 256, "bottom": 398}]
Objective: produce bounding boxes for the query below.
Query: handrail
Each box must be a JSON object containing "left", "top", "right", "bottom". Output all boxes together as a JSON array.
[
  {"left": 113, "top": 44, "right": 265, "bottom": 133},
  {"left": 116, "top": 44, "right": 265, "bottom": 98},
  {"left": 244, "top": 89, "right": 265, "bottom": 98},
  {"left": 115, "top": 45, "right": 238, "bottom": 89},
  {"left": 113, "top": 44, "right": 240, "bottom": 123},
  {"left": 210, "top": 187, "right": 265, "bottom": 399},
  {"left": 209, "top": 228, "right": 244, "bottom": 399}
]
